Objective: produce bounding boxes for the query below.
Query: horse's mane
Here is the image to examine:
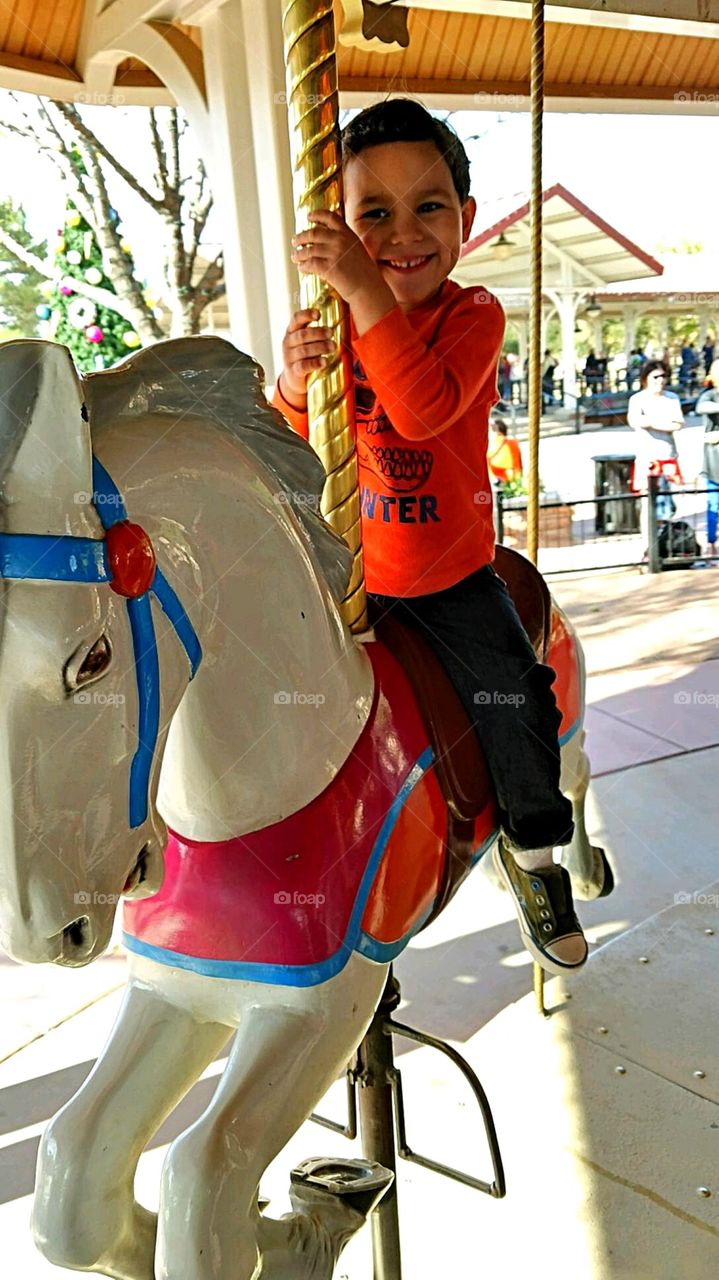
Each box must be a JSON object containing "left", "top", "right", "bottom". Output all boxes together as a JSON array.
[{"left": 83, "top": 337, "right": 352, "bottom": 605}]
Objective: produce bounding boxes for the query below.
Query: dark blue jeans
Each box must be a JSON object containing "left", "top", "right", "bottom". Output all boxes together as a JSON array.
[{"left": 369, "top": 565, "right": 574, "bottom": 850}]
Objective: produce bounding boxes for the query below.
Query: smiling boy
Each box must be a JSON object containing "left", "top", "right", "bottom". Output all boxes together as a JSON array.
[{"left": 272, "top": 99, "right": 587, "bottom": 976}]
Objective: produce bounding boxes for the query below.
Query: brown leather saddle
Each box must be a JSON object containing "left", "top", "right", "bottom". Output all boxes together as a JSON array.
[{"left": 373, "top": 546, "right": 551, "bottom": 925}]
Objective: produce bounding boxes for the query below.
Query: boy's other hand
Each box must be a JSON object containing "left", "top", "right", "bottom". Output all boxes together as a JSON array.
[{"left": 279, "top": 308, "right": 335, "bottom": 406}]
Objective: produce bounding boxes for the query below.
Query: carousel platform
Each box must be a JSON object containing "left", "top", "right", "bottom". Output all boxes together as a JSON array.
[{"left": 1, "top": 567, "right": 718, "bottom": 1278}]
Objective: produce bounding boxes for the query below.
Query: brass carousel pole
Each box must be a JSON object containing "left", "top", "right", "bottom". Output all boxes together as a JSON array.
[
  {"left": 528, "top": 0, "right": 548, "bottom": 1017},
  {"left": 282, "top": 6, "right": 402, "bottom": 1275},
  {"left": 281, "top": 0, "right": 367, "bottom": 634}
]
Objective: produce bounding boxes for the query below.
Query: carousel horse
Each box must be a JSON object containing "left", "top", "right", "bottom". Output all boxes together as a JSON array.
[{"left": 0, "top": 337, "right": 610, "bottom": 1280}]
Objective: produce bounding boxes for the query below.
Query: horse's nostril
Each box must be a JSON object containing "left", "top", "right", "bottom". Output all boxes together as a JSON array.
[{"left": 63, "top": 916, "right": 91, "bottom": 952}]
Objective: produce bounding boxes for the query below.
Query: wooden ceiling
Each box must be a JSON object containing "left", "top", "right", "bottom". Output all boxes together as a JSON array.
[
  {"left": 0, "top": 1, "right": 716, "bottom": 105},
  {"left": 337, "top": 5, "right": 719, "bottom": 103}
]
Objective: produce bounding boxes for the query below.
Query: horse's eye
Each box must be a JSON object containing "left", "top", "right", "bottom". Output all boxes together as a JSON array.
[{"left": 76, "top": 636, "right": 112, "bottom": 686}]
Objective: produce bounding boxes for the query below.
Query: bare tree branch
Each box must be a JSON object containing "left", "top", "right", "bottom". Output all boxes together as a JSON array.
[
  {"left": 53, "top": 100, "right": 165, "bottom": 213},
  {"left": 76, "top": 136, "right": 164, "bottom": 342},
  {"left": 190, "top": 252, "right": 225, "bottom": 330},
  {"left": 0, "top": 226, "right": 48, "bottom": 276},
  {"left": 1, "top": 98, "right": 224, "bottom": 341}
]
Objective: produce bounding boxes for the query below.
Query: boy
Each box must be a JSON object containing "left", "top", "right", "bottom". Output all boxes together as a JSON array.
[{"left": 272, "top": 99, "right": 586, "bottom": 975}]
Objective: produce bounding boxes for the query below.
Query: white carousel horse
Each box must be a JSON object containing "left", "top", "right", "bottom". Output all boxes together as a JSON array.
[{"left": 0, "top": 338, "right": 609, "bottom": 1280}]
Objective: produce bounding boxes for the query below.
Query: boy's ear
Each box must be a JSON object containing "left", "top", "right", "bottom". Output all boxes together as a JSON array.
[{"left": 461, "top": 196, "right": 477, "bottom": 243}]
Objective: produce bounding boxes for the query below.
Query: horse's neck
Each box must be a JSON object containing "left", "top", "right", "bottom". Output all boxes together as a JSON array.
[{"left": 98, "top": 418, "right": 374, "bottom": 842}]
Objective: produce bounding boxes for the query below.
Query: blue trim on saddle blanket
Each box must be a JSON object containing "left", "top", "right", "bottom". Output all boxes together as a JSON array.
[
  {"left": 124, "top": 745, "right": 451, "bottom": 986},
  {"left": 557, "top": 637, "right": 584, "bottom": 748},
  {"left": 356, "top": 827, "right": 499, "bottom": 964},
  {"left": 558, "top": 715, "right": 581, "bottom": 747}
]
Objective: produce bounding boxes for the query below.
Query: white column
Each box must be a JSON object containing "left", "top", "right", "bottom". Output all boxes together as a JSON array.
[
  {"left": 202, "top": 0, "right": 275, "bottom": 378},
  {"left": 517, "top": 317, "right": 529, "bottom": 369},
  {"left": 242, "top": 0, "right": 299, "bottom": 385},
  {"left": 624, "top": 305, "right": 637, "bottom": 364},
  {"left": 557, "top": 292, "right": 578, "bottom": 401}
]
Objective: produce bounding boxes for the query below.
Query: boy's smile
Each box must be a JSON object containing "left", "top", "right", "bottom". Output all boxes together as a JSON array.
[{"left": 344, "top": 140, "right": 476, "bottom": 312}]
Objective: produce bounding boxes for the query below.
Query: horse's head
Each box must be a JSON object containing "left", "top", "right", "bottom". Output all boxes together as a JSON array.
[{"left": 0, "top": 342, "right": 169, "bottom": 965}]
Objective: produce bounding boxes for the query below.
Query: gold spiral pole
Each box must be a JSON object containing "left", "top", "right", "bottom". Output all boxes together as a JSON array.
[
  {"left": 282, "top": 0, "right": 367, "bottom": 634},
  {"left": 529, "top": 0, "right": 547, "bottom": 1017}
]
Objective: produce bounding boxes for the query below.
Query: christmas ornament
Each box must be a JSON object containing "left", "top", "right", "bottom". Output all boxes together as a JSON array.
[
  {"left": 122, "top": 330, "right": 141, "bottom": 349},
  {"left": 120, "top": 239, "right": 132, "bottom": 254},
  {"left": 83, "top": 231, "right": 93, "bottom": 259},
  {"left": 66, "top": 213, "right": 81, "bottom": 228},
  {"left": 60, "top": 285, "right": 74, "bottom": 297},
  {"left": 84, "top": 266, "right": 103, "bottom": 286},
  {"left": 66, "top": 249, "right": 82, "bottom": 266},
  {"left": 55, "top": 237, "right": 66, "bottom": 253},
  {"left": 68, "top": 298, "right": 98, "bottom": 330},
  {"left": 35, "top": 304, "right": 52, "bottom": 320},
  {"left": 85, "top": 325, "right": 104, "bottom": 344}
]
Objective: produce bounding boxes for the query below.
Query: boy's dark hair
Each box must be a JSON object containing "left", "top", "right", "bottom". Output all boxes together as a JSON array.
[{"left": 341, "top": 98, "right": 471, "bottom": 205}]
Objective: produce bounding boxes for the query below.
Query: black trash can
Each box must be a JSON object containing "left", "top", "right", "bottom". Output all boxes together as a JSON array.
[{"left": 593, "top": 455, "right": 640, "bottom": 534}]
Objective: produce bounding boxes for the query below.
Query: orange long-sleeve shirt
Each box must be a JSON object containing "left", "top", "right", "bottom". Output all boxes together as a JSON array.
[{"left": 272, "top": 278, "right": 505, "bottom": 597}]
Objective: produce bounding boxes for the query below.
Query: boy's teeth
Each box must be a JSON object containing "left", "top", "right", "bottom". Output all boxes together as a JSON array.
[{"left": 388, "top": 257, "right": 427, "bottom": 269}]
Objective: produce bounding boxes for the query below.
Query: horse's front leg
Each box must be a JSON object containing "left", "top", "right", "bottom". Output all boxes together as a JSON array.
[
  {"left": 157, "top": 954, "right": 388, "bottom": 1280},
  {"left": 33, "top": 975, "right": 231, "bottom": 1280}
]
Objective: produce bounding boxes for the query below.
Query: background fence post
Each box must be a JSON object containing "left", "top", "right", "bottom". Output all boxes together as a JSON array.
[
  {"left": 647, "top": 471, "right": 662, "bottom": 573},
  {"left": 496, "top": 487, "right": 504, "bottom": 545}
]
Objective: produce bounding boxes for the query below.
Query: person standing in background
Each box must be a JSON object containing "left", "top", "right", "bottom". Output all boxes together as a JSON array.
[
  {"left": 695, "top": 358, "right": 719, "bottom": 556},
  {"left": 487, "top": 417, "right": 523, "bottom": 484}
]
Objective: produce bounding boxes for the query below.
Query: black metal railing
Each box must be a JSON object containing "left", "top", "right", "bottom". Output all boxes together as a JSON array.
[{"left": 494, "top": 483, "right": 718, "bottom": 574}]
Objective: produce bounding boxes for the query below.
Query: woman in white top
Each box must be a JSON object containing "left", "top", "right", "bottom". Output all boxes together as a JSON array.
[
  {"left": 627, "top": 360, "right": 683, "bottom": 460},
  {"left": 627, "top": 359, "right": 684, "bottom": 528}
]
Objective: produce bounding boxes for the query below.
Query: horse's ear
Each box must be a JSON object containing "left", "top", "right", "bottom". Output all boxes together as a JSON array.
[{"left": 0, "top": 341, "right": 96, "bottom": 536}]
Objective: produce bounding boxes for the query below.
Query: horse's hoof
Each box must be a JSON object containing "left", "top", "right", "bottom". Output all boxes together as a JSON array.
[
  {"left": 596, "top": 848, "right": 615, "bottom": 898},
  {"left": 571, "top": 846, "right": 615, "bottom": 901},
  {"left": 290, "top": 1157, "right": 393, "bottom": 1221}
]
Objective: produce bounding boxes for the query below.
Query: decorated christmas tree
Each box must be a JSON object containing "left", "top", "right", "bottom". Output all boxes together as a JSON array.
[{"left": 41, "top": 194, "right": 142, "bottom": 373}]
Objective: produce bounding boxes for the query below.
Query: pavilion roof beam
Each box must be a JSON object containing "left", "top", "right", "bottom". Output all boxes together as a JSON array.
[
  {"left": 88, "top": 0, "right": 177, "bottom": 58},
  {"left": 506, "top": 219, "right": 606, "bottom": 289}
]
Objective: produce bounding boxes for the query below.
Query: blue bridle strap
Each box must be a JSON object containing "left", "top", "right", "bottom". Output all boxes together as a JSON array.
[
  {"left": 0, "top": 533, "right": 111, "bottom": 584},
  {"left": 0, "top": 456, "right": 202, "bottom": 829}
]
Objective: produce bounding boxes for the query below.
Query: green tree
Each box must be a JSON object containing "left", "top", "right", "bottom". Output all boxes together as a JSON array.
[
  {"left": 50, "top": 190, "right": 140, "bottom": 372},
  {"left": 0, "top": 199, "right": 46, "bottom": 336}
]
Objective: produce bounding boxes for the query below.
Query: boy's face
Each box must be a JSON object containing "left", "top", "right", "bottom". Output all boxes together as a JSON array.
[{"left": 344, "top": 140, "right": 476, "bottom": 312}]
